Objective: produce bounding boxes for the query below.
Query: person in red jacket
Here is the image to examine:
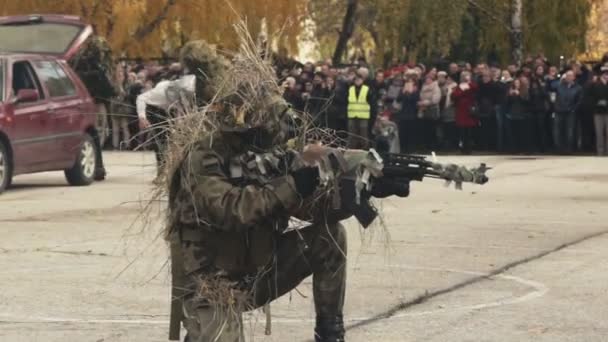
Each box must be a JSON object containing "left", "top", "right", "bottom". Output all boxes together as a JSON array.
[{"left": 451, "top": 71, "right": 479, "bottom": 154}]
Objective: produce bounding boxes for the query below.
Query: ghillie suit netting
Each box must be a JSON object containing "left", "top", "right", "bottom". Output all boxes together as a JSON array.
[{"left": 69, "top": 36, "right": 117, "bottom": 102}]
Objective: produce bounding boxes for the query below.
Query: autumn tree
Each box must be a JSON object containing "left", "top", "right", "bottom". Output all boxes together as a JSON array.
[{"left": 0, "top": 0, "right": 307, "bottom": 58}]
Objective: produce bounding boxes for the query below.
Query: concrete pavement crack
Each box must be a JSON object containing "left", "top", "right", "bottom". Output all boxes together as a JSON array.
[
  {"left": 35, "top": 248, "right": 113, "bottom": 257},
  {"left": 338, "top": 228, "right": 608, "bottom": 334}
]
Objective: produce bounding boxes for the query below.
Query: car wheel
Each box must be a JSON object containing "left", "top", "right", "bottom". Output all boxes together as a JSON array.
[
  {"left": 0, "top": 140, "right": 13, "bottom": 194},
  {"left": 65, "top": 133, "right": 97, "bottom": 186}
]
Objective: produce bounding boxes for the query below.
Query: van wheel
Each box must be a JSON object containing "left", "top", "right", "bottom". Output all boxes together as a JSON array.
[
  {"left": 0, "top": 140, "right": 13, "bottom": 194},
  {"left": 65, "top": 134, "right": 97, "bottom": 186}
]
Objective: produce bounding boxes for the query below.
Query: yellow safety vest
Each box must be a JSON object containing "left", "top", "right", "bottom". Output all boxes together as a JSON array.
[{"left": 348, "top": 85, "right": 371, "bottom": 119}]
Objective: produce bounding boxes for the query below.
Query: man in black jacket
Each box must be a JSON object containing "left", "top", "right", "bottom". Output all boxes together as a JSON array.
[
  {"left": 529, "top": 67, "right": 550, "bottom": 152},
  {"left": 590, "top": 66, "right": 608, "bottom": 156},
  {"left": 476, "top": 72, "right": 499, "bottom": 151},
  {"left": 554, "top": 71, "right": 583, "bottom": 153}
]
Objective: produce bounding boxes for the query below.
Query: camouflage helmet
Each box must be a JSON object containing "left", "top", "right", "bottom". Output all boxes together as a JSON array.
[
  {"left": 211, "top": 56, "right": 298, "bottom": 147},
  {"left": 179, "top": 40, "right": 229, "bottom": 104}
]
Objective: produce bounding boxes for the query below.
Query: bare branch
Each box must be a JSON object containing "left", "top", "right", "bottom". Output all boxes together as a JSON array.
[
  {"left": 466, "top": 0, "right": 512, "bottom": 32},
  {"left": 133, "top": 0, "right": 179, "bottom": 40},
  {"left": 79, "top": 1, "right": 89, "bottom": 18},
  {"left": 90, "top": 0, "right": 105, "bottom": 18}
]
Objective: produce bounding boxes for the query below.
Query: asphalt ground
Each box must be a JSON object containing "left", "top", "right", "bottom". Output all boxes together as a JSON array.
[{"left": 1, "top": 152, "right": 607, "bottom": 342}]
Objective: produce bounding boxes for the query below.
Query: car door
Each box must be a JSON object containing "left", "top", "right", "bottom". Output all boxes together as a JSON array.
[
  {"left": 9, "top": 60, "right": 53, "bottom": 172},
  {"left": 32, "top": 59, "right": 84, "bottom": 165}
]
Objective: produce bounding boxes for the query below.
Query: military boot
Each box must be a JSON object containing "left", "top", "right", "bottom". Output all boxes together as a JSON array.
[{"left": 314, "top": 315, "right": 345, "bottom": 342}]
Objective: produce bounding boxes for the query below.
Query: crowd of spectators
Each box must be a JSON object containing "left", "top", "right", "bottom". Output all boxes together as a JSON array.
[
  {"left": 275, "top": 52, "right": 608, "bottom": 156},
  {"left": 102, "top": 60, "right": 183, "bottom": 150},
  {"left": 105, "top": 52, "right": 608, "bottom": 157}
]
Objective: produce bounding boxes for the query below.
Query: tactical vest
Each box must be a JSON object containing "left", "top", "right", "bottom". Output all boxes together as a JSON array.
[{"left": 348, "top": 85, "right": 371, "bottom": 119}]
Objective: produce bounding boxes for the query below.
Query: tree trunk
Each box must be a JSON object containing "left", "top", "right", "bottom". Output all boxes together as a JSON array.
[
  {"left": 333, "top": 0, "right": 359, "bottom": 65},
  {"left": 133, "top": 0, "right": 178, "bottom": 40},
  {"left": 510, "top": 0, "right": 523, "bottom": 66}
]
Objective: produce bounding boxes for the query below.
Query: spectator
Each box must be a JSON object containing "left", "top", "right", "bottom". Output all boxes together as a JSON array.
[
  {"left": 125, "top": 72, "right": 145, "bottom": 147},
  {"left": 554, "top": 70, "right": 583, "bottom": 153},
  {"left": 109, "top": 67, "right": 131, "bottom": 150},
  {"left": 325, "top": 76, "right": 344, "bottom": 132},
  {"left": 507, "top": 64, "right": 518, "bottom": 77},
  {"left": 386, "top": 72, "right": 404, "bottom": 103},
  {"left": 328, "top": 67, "right": 338, "bottom": 79},
  {"left": 302, "top": 62, "right": 314, "bottom": 77},
  {"left": 358, "top": 67, "right": 370, "bottom": 83},
  {"left": 136, "top": 73, "right": 195, "bottom": 169},
  {"left": 490, "top": 64, "right": 502, "bottom": 82},
  {"left": 417, "top": 74, "right": 441, "bottom": 150},
  {"left": 279, "top": 68, "right": 290, "bottom": 81},
  {"left": 496, "top": 70, "right": 514, "bottom": 152},
  {"left": 144, "top": 79, "right": 155, "bottom": 91},
  {"left": 395, "top": 79, "right": 420, "bottom": 151},
  {"left": 589, "top": 66, "right": 608, "bottom": 156},
  {"left": 283, "top": 76, "right": 304, "bottom": 111},
  {"left": 346, "top": 74, "right": 372, "bottom": 149},
  {"left": 521, "top": 64, "right": 533, "bottom": 78},
  {"left": 592, "top": 53, "right": 608, "bottom": 75},
  {"left": 370, "top": 70, "right": 387, "bottom": 100},
  {"left": 529, "top": 65, "right": 551, "bottom": 152},
  {"left": 448, "top": 63, "right": 460, "bottom": 82},
  {"left": 474, "top": 63, "right": 488, "bottom": 84},
  {"left": 372, "top": 110, "right": 400, "bottom": 153},
  {"left": 546, "top": 66, "right": 561, "bottom": 108},
  {"left": 370, "top": 70, "right": 388, "bottom": 131},
  {"left": 333, "top": 70, "right": 352, "bottom": 133},
  {"left": 506, "top": 77, "right": 532, "bottom": 152},
  {"left": 573, "top": 61, "right": 595, "bottom": 151},
  {"left": 302, "top": 81, "right": 314, "bottom": 112},
  {"left": 451, "top": 72, "right": 478, "bottom": 154},
  {"left": 321, "top": 63, "right": 330, "bottom": 78},
  {"left": 476, "top": 71, "right": 499, "bottom": 151},
  {"left": 438, "top": 73, "right": 458, "bottom": 150},
  {"left": 307, "top": 74, "right": 330, "bottom": 127}
]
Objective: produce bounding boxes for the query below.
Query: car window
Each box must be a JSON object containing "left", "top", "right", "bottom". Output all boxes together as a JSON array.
[
  {"left": 33, "top": 60, "right": 76, "bottom": 98},
  {"left": 12, "top": 61, "right": 44, "bottom": 102},
  {"left": 0, "top": 23, "right": 82, "bottom": 55}
]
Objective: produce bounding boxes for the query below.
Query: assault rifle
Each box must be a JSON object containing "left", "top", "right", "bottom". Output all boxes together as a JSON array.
[
  {"left": 380, "top": 153, "right": 490, "bottom": 189},
  {"left": 329, "top": 150, "right": 491, "bottom": 227}
]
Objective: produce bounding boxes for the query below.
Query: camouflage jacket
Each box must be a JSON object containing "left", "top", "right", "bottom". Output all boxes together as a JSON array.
[{"left": 169, "top": 134, "right": 303, "bottom": 278}]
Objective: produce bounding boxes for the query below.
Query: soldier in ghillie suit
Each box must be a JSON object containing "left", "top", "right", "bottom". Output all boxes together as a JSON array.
[
  {"left": 69, "top": 36, "right": 116, "bottom": 180},
  {"left": 161, "top": 24, "right": 399, "bottom": 341},
  {"left": 163, "top": 23, "right": 487, "bottom": 342}
]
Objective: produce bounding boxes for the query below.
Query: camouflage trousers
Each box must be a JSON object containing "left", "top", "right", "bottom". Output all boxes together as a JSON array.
[
  {"left": 95, "top": 102, "right": 109, "bottom": 148},
  {"left": 182, "top": 222, "right": 347, "bottom": 342}
]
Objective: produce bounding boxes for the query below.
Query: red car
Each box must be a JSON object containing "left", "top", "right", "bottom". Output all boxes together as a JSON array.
[{"left": 0, "top": 14, "right": 104, "bottom": 194}]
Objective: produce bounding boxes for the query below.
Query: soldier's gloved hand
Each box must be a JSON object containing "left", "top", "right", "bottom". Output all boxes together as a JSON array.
[
  {"left": 371, "top": 177, "right": 410, "bottom": 198},
  {"left": 291, "top": 167, "right": 320, "bottom": 198}
]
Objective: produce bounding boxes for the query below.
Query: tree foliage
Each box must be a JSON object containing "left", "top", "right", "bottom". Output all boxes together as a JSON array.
[
  {"left": 309, "top": 0, "right": 595, "bottom": 66},
  {"left": 583, "top": 0, "right": 608, "bottom": 60},
  {"left": 0, "top": 0, "right": 307, "bottom": 58}
]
